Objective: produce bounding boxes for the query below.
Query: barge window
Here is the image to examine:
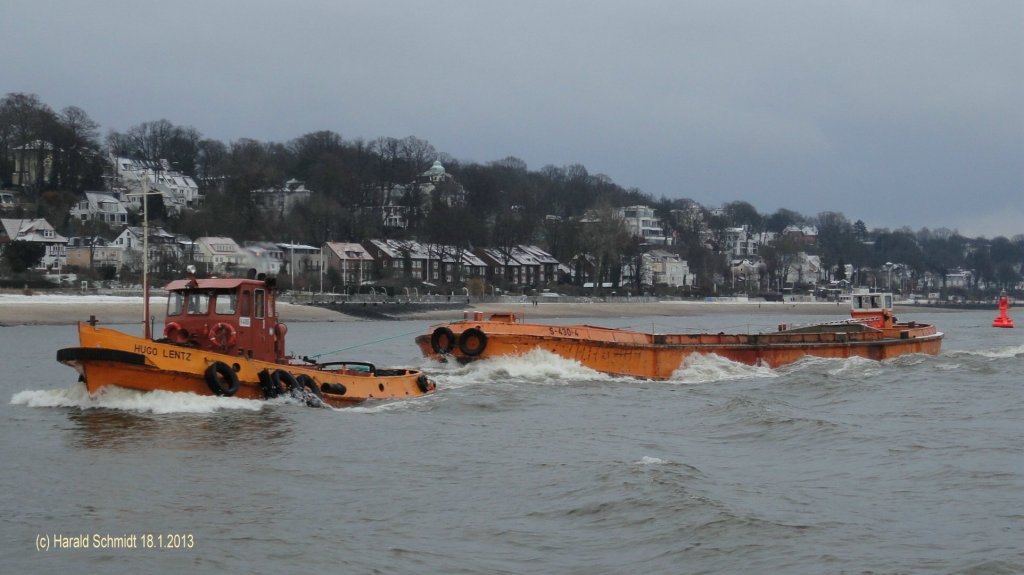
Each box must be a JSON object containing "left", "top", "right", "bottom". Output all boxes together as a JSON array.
[
  {"left": 167, "top": 292, "right": 184, "bottom": 316},
  {"left": 254, "top": 289, "right": 265, "bottom": 319},
  {"left": 187, "top": 292, "right": 210, "bottom": 315},
  {"left": 215, "top": 291, "right": 238, "bottom": 315}
]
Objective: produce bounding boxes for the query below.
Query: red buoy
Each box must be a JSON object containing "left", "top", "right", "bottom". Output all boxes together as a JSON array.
[{"left": 992, "top": 292, "right": 1014, "bottom": 328}]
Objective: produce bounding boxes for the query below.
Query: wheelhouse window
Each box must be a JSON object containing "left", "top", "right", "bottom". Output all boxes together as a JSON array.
[
  {"left": 167, "top": 292, "right": 184, "bottom": 316},
  {"left": 254, "top": 289, "right": 265, "bottom": 319},
  {"left": 215, "top": 291, "right": 238, "bottom": 315},
  {"left": 187, "top": 292, "right": 210, "bottom": 315},
  {"left": 240, "top": 291, "right": 251, "bottom": 317}
]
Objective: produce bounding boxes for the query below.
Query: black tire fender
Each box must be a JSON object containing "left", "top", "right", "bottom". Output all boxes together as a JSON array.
[
  {"left": 272, "top": 369, "right": 299, "bottom": 391},
  {"left": 204, "top": 361, "right": 240, "bottom": 396},
  {"left": 458, "top": 328, "right": 488, "bottom": 357},
  {"left": 416, "top": 374, "right": 434, "bottom": 393},
  {"left": 257, "top": 368, "right": 278, "bottom": 399},
  {"left": 321, "top": 382, "right": 347, "bottom": 395},
  {"left": 295, "top": 374, "right": 323, "bottom": 399},
  {"left": 430, "top": 326, "right": 456, "bottom": 354}
]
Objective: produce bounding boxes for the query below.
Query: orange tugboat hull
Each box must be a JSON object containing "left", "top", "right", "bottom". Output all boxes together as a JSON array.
[
  {"left": 60, "top": 323, "right": 434, "bottom": 407},
  {"left": 416, "top": 313, "right": 943, "bottom": 380}
]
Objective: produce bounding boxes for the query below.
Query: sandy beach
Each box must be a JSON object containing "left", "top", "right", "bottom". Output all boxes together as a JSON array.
[{"left": 0, "top": 293, "right": 955, "bottom": 327}]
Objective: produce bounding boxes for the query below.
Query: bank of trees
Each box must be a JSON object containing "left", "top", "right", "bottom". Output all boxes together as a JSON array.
[{"left": 3, "top": 92, "right": 1024, "bottom": 295}]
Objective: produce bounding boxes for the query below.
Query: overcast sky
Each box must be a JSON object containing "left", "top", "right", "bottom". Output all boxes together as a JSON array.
[{"left": 4, "top": 1, "right": 1022, "bottom": 237}]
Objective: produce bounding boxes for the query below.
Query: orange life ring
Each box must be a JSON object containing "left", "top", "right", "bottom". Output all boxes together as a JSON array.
[
  {"left": 209, "top": 322, "right": 238, "bottom": 348},
  {"left": 163, "top": 321, "right": 188, "bottom": 343},
  {"left": 273, "top": 323, "right": 288, "bottom": 357}
]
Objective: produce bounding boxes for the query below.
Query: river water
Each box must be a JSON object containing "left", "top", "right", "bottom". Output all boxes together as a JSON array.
[{"left": 2, "top": 309, "right": 1022, "bottom": 574}]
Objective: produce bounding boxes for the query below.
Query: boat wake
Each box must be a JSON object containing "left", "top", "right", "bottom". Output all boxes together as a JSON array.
[
  {"left": 949, "top": 344, "right": 1024, "bottom": 359},
  {"left": 425, "top": 348, "right": 622, "bottom": 388},
  {"left": 667, "top": 353, "right": 777, "bottom": 384},
  {"left": 10, "top": 382, "right": 265, "bottom": 414}
]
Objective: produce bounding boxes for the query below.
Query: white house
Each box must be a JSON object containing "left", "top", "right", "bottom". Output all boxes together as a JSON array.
[
  {"left": 241, "top": 242, "right": 287, "bottom": 277},
  {"left": 618, "top": 205, "right": 672, "bottom": 246},
  {"left": 784, "top": 252, "right": 824, "bottom": 286},
  {"left": 113, "top": 156, "right": 201, "bottom": 213},
  {"left": 0, "top": 217, "right": 68, "bottom": 270},
  {"left": 70, "top": 191, "right": 129, "bottom": 226},
  {"left": 194, "top": 236, "right": 246, "bottom": 275},
  {"left": 648, "top": 250, "right": 694, "bottom": 288}
]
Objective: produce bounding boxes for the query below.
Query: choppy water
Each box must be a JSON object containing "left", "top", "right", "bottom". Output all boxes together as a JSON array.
[{"left": 2, "top": 309, "right": 1022, "bottom": 574}]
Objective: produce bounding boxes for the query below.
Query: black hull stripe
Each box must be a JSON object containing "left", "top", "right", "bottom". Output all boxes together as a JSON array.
[{"left": 56, "top": 347, "right": 148, "bottom": 366}]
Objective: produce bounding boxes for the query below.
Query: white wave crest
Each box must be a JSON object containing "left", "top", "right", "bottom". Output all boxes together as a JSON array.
[
  {"left": 954, "top": 344, "right": 1024, "bottom": 359},
  {"left": 430, "top": 348, "right": 618, "bottom": 388},
  {"left": 771, "top": 354, "right": 889, "bottom": 379},
  {"left": 10, "top": 383, "right": 264, "bottom": 414},
  {"left": 667, "top": 353, "right": 777, "bottom": 384},
  {"left": 635, "top": 456, "right": 669, "bottom": 465}
]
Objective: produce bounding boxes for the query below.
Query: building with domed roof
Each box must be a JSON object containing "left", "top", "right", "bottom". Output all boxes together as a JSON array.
[
  {"left": 377, "top": 160, "right": 468, "bottom": 230},
  {"left": 413, "top": 160, "right": 466, "bottom": 209}
]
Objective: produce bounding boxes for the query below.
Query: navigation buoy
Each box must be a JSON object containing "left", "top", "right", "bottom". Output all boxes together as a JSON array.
[{"left": 992, "top": 292, "right": 1014, "bottom": 328}]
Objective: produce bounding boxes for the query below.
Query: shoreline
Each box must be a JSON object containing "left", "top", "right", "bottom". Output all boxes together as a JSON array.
[{"left": 0, "top": 295, "right": 965, "bottom": 327}]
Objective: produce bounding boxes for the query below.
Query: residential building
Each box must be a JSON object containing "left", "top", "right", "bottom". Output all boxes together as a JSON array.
[
  {"left": 111, "top": 226, "right": 183, "bottom": 274},
  {"left": 70, "top": 191, "right": 129, "bottom": 226},
  {"left": 513, "top": 245, "right": 560, "bottom": 286},
  {"left": 618, "top": 205, "right": 672, "bottom": 246},
  {"left": 323, "top": 242, "right": 374, "bottom": 286},
  {"left": 945, "top": 269, "right": 972, "bottom": 289},
  {"left": 1, "top": 190, "right": 19, "bottom": 213},
  {"left": 112, "top": 156, "right": 201, "bottom": 213},
  {"left": 251, "top": 179, "right": 312, "bottom": 217},
  {"left": 784, "top": 252, "right": 824, "bottom": 286},
  {"left": 0, "top": 217, "right": 68, "bottom": 269},
  {"left": 645, "top": 249, "right": 694, "bottom": 288},
  {"left": 728, "top": 258, "right": 762, "bottom": 291},
  {"left": 194, "top": 236, "right": 246, "bottom": 275},
  {"left": 241, "top": 242, "right": 287, "bottom": 277},
  {"left": 9, "top": 141, "right": 56, "bottom": 189},
  {"left": 65, "top": 237, "right": 123, "bottom": 271},
  {"left": 781, "top": 225, "right": 819, "bottom": 246},
  {"left": 723, "top": 226, "right": 759, "bottom": 258},
  {"left": 276, "top": 242, "right": 321, "bottom": 287},
  {"left": 364, "top": 239, "right": 432, "bottom": 282},
  {"left": 423, "top": 244, "right": 488, "bottom": 285},
  {"left": 474, "top": 247, "right": 525, "bottom": 286}
]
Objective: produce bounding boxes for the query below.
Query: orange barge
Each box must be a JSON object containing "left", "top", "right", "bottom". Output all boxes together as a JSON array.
[
  {"left": 416, "top": 293, "right": 943, "bottom": 380},
  {"left": 58, "top": 267, "right": 434, "bottom": 408}
]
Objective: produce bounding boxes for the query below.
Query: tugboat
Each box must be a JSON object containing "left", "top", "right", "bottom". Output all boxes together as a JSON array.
[
  {"left": 416, "top": 291, "right": 943, "bottom": 380},
  {"left": 57, "top": 266, "right": 435, "bottom": 407}
]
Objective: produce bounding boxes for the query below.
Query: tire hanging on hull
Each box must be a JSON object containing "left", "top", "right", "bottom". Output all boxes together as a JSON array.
[{"left": 204, "top": 361, "right": 240, "bottom": 396}]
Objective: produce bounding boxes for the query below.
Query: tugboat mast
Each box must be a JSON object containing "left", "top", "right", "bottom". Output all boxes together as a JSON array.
[{"left": 142, "top": 173, "right": 151, "bottom": 340}]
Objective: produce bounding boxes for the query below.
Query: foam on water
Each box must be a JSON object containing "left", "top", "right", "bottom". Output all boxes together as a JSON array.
[
  {"left": 428, "top": 348, "right": 620, "bottom": 388},
  {"left": 635, "top": 456, "right": 669, "bottom": 466},
  {"left": 10, "top": 383, "right": 264, "bottom": 414},
  {"left": 667, "top": 353, "right": 777, "bottom": 384},
  {"left": 952, "top": 344, "right": 1024, "bottom": 359},
  {"left": 769, "top": 353, "right": 931, "bottom": 379}
]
